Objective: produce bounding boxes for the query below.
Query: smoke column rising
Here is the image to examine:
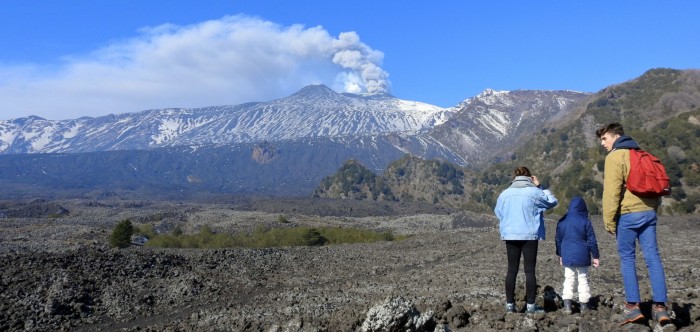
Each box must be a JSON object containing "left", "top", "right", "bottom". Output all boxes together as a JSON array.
[
  {"left": 0, "top": 15, "right": 391, "bottom": 120},
  {"left": 331, "top": 32, "right": 390, "bottom": 94}
]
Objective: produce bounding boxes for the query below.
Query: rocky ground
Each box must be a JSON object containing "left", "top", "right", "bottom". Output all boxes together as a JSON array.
[{"left": 0, "top": 198, "right": 698, "bottom": 331}]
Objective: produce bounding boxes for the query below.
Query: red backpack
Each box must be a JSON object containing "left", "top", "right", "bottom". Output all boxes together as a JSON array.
[{"left": 626, "top": 149, "right": 672, "bottom": 198}]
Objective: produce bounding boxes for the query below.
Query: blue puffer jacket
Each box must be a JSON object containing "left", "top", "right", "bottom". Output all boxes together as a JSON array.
[
  {"left": 555, "top": 196, "right": 600, "bottom": 267},
  {"left": 495, "top": 176, "right": 558, "bottom": 241}
]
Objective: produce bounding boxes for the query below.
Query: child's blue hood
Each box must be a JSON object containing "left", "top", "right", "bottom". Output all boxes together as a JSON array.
[
  {"left": 568, "top": 196, "right": 588, "bottom": 217},
  {"left": 558, "top": 196, "right": 588, "bottom": 222}
]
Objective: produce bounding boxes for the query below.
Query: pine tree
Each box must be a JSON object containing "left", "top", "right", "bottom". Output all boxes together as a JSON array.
[{"left": 110, "top": 219, "right": 134, "bottom": 248}]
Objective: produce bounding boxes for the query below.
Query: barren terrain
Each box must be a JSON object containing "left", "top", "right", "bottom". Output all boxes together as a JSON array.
[{"left": 1, "top": 198, "right": 698, "bottom": 331}]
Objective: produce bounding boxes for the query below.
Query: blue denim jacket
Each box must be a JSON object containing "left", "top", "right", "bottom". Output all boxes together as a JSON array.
[{"left": 495, "top": 176, "right": 558, "bottom": 240}]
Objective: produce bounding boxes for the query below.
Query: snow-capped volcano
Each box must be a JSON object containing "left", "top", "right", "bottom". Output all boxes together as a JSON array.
[
  {"left": 0, "top": 84, "right": 453, "bottom": 154},
  {"left": 0, "top": 85, "right": 591, "bottom": 197}
]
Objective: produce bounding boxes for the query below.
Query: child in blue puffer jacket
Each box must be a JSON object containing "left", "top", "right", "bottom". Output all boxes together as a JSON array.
[{"left": 555, "top": 196, "right": 600, "bottom": 314}]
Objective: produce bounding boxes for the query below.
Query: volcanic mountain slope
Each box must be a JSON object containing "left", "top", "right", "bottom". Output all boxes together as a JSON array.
[
  {"left": 0, "top": 85, "right": 452, "bottom": 154},
  {"left": 424, "top": 89, "right": 589, "bottom": 164},
  {"left": 0, "top": 84, "right": 589, "bottom": 197},
  {"left": 0, "top": 84, "right": 588, "bottom": 164},
  {"left": 490, "top": 68, "right": 700, "bottom": 215}
]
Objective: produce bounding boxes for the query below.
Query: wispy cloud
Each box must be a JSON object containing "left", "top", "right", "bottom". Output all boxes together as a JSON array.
[{"left": 0, "top": 15, "right": 390, "bottom": 120}]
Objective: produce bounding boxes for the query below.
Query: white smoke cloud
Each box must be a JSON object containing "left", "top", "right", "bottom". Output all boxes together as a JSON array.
[
  {"left": 0, "top": 15, "right": 391, "bottom": 120},
  {"left": 331, "top": 32, "right": 390, "bottom": 94}
]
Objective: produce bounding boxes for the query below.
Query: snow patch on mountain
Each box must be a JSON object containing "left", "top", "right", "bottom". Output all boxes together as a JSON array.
[
  {"left": 62, "top": 123, "right": 83, "bottom": 139},
  {"left": 0, "top": 85, "right": 454, "bottom": 154},
  {"left": 475, "top": 89, "right": 514, "bottom": 107}
]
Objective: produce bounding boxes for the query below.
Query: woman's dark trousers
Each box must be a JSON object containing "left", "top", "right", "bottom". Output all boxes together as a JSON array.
[{"left": 505, "top": 240, "right": 538, "bottom": 304}]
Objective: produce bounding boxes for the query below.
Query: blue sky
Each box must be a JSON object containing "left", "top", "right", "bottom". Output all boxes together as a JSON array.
[{"left": 1, "top": 1, "right": 698, "bottom": 120}]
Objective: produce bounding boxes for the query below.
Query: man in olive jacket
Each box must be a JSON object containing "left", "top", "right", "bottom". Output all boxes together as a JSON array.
[{"left": 596, "top": 123, "right": 670, "bottom": 326}]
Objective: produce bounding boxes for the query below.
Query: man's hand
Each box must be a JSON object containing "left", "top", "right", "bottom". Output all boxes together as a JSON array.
[
  {"left": 592, "top": 258, "right": 600, "bottom": 268},
  {"left": 559, "top": 256, "right": 562, "bottom": 266}
]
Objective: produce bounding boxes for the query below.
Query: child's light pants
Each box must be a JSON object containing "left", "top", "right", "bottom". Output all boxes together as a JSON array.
[{"left": 562, "top": 266, "right": 590, "bottom": 303}]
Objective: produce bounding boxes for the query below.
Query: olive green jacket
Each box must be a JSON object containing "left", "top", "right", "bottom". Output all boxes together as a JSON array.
[{"left": 602, "top": 149, "right": 659, "bottom": 232}]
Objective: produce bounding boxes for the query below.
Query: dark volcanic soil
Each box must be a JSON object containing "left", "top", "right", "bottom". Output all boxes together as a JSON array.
[{"left": 1, "top": 198, "right": 698, "bottom": 331}]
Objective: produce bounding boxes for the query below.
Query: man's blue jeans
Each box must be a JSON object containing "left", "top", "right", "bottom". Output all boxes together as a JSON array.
[{"left": 616, "top": 210, "right": 667, "bottom": 303}]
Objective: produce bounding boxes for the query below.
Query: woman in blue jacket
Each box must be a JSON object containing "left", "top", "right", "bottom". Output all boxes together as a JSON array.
[
  {"left": 555, "top": 196, "right": 600, "bottom": 314},
  {"left": 495, "top": 166, "right": 558, "bottom": 314}
]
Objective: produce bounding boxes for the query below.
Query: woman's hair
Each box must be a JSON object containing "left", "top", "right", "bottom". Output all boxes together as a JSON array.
[{"left": 514, "top": 166, "right": 532, "bottom": 177}]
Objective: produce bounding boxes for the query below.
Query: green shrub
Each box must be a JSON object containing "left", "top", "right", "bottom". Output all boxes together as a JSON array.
[
  {"left": 110, "top": 219, "right": 134, "bottom": 248},
  {"left": 144, "top": 225, "right": 402, "bottom": 249},
  {"left": 680, "top": 195, "right": 700, "bottom": 213},
  {"left": 301, "top": 228, "right": 326, "bottom": 246},
  {"left": 135, "top": 223, "right": 157, "bottom": 239},
  {"left": 381, "top": 231, "right": 395, "bottom": 241}
]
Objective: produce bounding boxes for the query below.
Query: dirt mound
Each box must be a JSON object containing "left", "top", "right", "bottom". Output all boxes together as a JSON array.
[{"left": 0, "top": 199, "right": 70, "bottom": 218}]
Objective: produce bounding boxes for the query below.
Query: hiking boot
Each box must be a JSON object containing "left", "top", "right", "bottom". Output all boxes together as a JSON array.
[
  {"left": 526, "top": 303, "right": 545, "bottom": 314},
  {"left": 580, "top": 302, "right": 588, "bottom": 314},
  {"left": 562, "top": 299, "right": 573, "bottom": 314},
  {"left": 505, "top": 303, "right": 516, "bottom": 314},
  {"left": 652, "top": 304, "right": 671, "bottom": 325},
  {"left": 620, "top": 303, "right": 645, "bottom": 325}
]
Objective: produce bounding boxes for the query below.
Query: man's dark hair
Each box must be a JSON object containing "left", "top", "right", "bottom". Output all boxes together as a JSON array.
[{"left": 595, "top": 122, "right": 625, "bottom": 138}]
